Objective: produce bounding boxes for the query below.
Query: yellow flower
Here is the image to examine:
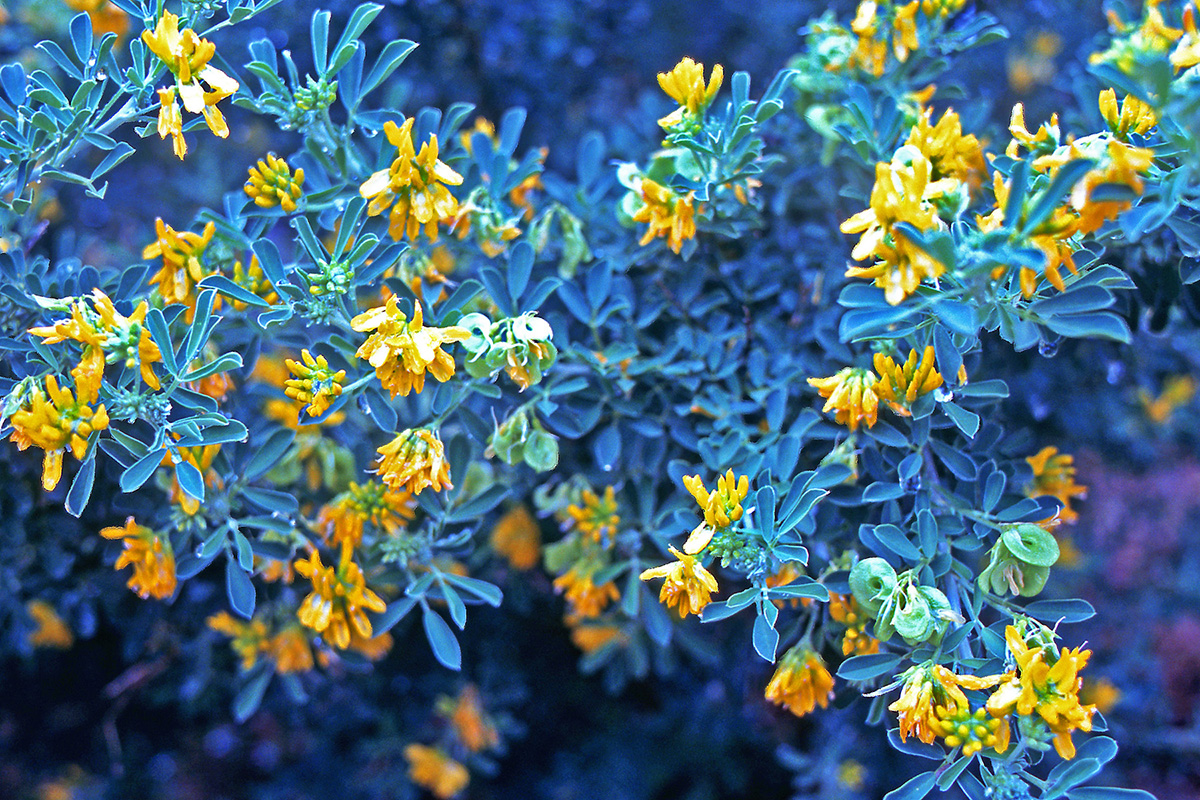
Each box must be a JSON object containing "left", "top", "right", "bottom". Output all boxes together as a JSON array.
[
  {"left": 29, "top": 290, "right": 163, "bottom": 398},
  {"left": 346, "top": 628, "right": 393, "bottom": 661},
  {"left": 441, "top": 685, "right": 500, "bottom": 753},
  {"left": 359, "top": 118, "right": 464, "bottom": 242},
  {"left": 905, "top": 106, "right": 985, "bottom": 186},
  {"left": 141, "top": 11, "right": 238, "bottom": 155},
  {"left": 639, "top": 545, "right": 719, "bottom": 618},
  {"left": 1138, "top": 374, "right": 1196, "bottom": 424},
  {"left": 352, "top": 299, "right": 470, "bottom": 398},
  {"left": 766, "top": 562, "right": 806, "bottom": 608},
  {"left": 656, "top": 57, "right": 724, "bottom": 127},
  {"left": 1071, "top": 139, "right": 1155, "bottom": 236},
  {"left": 828, "top": 593, "right": 879, "bottom": 655},
  {"left": 7, "top": 375, "right": 109, "bottom": 491},
  {"left": 554, "top": 565, "right": 620, "bottom": 620},
  {"left": 155, "top": 86, "right": 187, "bottom": 159},
  {"left": 404, "top": 744, "right": 469, "bottom": 799},
  {"left": 1098, "top": 89, "right": 1158, "bottom": 139},
  {"left": 764, "top": 647, "right": 835, "bottom": 717},
  {"left": 143, "top": 218, "right": 218, "bottom": 319},
  {"left": 99, "top": 517, "right": 177, "bottom": 599},
  {"left": 293, "top": 540, "right": 388, "bottom": 650},
  {"left": 841, "top": 150, "right": 955, "bottom": 304},
  {"left": 565, "top": 485, "right": 620, "bottom": 545},
  {"left": 1174, "top": 4, "right": 1200, "bottom": 70},
  {"left": 569, "top": 622, "right": 627, "bottom": 653},
  {"left": 872, "top": 346, "right": 944, "bottom": 416},
  {"left": 315, "top": 479, "right": 415, "bottom": 548},
  {"left": 1026, "top": 446, "right": 1087, "bottom": 524},
  {"left": 891, "top": 0, "right": 921, "bottom": 62},
  {"left": 208, "top": 611, "right": 270, "bottom": 670},
  {"left": 245, "top": 153, "right": 305, "bottom": 212},
  {"left": 807, "top": 367, "right": 879, "bottom": 431},
  {"left": 284, "top": 349, "right": 346, "bottom": 417},
  {"left": 631, "top": 177, "right": 697, "bottom": 255},
  {"left": 375, "top": 428, "right": 453, "bottom": 495},
  {"left": 1081, "top": 677, "right": 1122, "bottom": 715},
  {"left": 683, "top": 469, "right": 749, "bottom": 534},
  {"left": 986, "top": 625, "right": 1095, "bottom": 759},
  {"left": 63, "top": 0, "right": 130, "bottom": 42},
  {"left": 268, "top": 625, "right": 315, "bottom": 673},
  {"left": 490, "top": 504, "right": 542, "bottom": 570},
  {"left": 889, "top": 665, "right": 942, "bottom": 744},
  {"left": 26, "top": 600, "right": 73, "bottom": 649}
]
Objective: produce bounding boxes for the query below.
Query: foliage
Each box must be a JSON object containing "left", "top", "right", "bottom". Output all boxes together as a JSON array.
[{"left": 2, "top": 0, "right": 1199, "bottom": 797}]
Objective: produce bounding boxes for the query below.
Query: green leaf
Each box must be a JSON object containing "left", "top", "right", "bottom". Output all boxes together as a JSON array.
[
  {"left": 225, "top": 555, "right": 256, "bottom": 619},
  {"left": 837, "top": 652, "right": 902, "bottom": 681},
  {"left": 873, "top": 524, "right": 922, "bottom": 561},
  {"left": 752, "top": 611, "right": 779, "bottom": 662},
  {"left": 233, "top": 663, "right": 271, "bottom": 722},
  {"left": 422, "top": 605, "right": 462, "bottom": 670},
  {"left": 1043, "top": 312, "right": 1131, "bottom": 343},
  {"left": 443, "top": 573, "right": 503, "bottom": 607},
  {"left": 373, "top": 596, "right": 419, "bottom": 634},
  {"left": 1022, "top": 158, "right": 1095, "bottom": 235},
  {"left": 329, "top": 3, "right": 383, "bottom": 75},
  {"left": 1023, "top": 598, "right": 1095, "bottom": 623},
  {"left": 120, "top": 447, "right": 164, "bottom": 493},
  {"left": 65, "top": 456, "right": 95, "bottom": 517},
  {"left": 362, "top": 39, "right": 418, "bottom": 97},
  {"left": 244, "top": 429, "right": 296, "bottom": 481},
  {"left": 200, "top": 274, "right": 271, "bottom": 308}
]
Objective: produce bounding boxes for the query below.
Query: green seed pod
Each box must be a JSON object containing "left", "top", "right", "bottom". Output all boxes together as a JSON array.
[
  {"left": 890, "top": 585, "right": 933, "bottom": 643},
  {"left": 1000, "top": 523, "right": 1060, "bottom": 567},
  {"left": 465, "top": 351, "right": 496, "bottom": 379},
  {"left": 1018, "top": 563, "right": 1052, "bottom": 597},
  {"left": 849, "top": 557, "right": 898, "bottom": 617},
  {"left": 523, "top": 429, "right": 559, "bottom": 472}
]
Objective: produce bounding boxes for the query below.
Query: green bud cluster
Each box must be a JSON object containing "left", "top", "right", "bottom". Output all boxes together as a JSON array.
[
  {"left": 294, "top": 76, "right": 338, "bottom": 113},
  {"left": 705, "top": 527, "right": 762, "bottom": 570},
  {"left": 849, "top": 557, "right": 955, "bottom": 645},
  {"left": 978, "top": 523, "right": 1060, "bottom": 597}
]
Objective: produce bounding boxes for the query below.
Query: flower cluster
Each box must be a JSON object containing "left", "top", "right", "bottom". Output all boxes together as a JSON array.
[
  {"left": 352, "top": 299, "right": 470, "bottom": 398},
  {"left": 630, "top": 177, "right": 698, "bottom": 255},
  {"left": 208, "top": 612, "right": 315, "bottom": 674},
  {"left": 5, "top": 375, "right": 110, "bottom": 490},
  {"left": 375, "top": 428, "right": 453, "bottom": 495},
  {"left": 284, "top": 349, "right": 346, "bottom": 417},
  {"left": 142, "top": 11, "right": 239, "bottom": 159},
  {"left": 315, "top": 479, "right": 415, "bottom": 548},
  {"left": 244, "top": 153, "right": 305, "bottom": 212},
  {"left": 841, "top": 146, "right": 957, "bottom": 304},
  {"left": 656, "top": 57, "right": 723, "bottom": 129},
  {"left": 639, "top": 545, "right": 719, "bottom": 618},
  {"left": 99, "top": 517, "right": 177, "bottom": 600},
  {"left": 293, "top": 540, "right": 388, "bottom": 650},
  {"left": 143, "top": 218, "right": 218, "bottom": 317},
  {"left": 764, "top": 646, "right": 835, "bottom": 717},
  {"left": 490, "top": 504, "right": 541, "bottom": 570},
  {"left": 1026, "top": 446, "right": 1087, "bottom": 524},
  {"left": 360, "top": 118, "right": 464, "bottom": 242},
  {"left": 988, "top": 624, "right": 1096, "bottom": 759}
]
